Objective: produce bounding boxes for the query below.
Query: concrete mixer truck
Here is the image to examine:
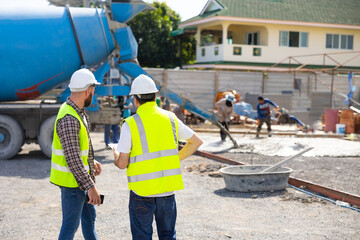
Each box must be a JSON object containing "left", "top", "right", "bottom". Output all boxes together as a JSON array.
[{"left": 0, "top": 0, "right": 224, "bottom": 160}]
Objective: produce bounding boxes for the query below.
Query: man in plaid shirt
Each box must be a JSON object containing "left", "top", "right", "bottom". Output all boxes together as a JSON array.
[{"left": 50, "top": 69, "right": 102, "bottom": 240}]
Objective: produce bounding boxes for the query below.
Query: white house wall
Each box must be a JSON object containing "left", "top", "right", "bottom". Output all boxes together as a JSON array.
[{"left": 196, "top": 21, "right": 360, "bottom": 67}]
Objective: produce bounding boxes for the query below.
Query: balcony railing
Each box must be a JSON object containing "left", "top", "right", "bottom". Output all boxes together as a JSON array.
[
  {"left": 197, "top": 44, "right": 268, "bottom": 63},
  {"left": 197, "top": 44, "right": 224, "bottom": 62}
]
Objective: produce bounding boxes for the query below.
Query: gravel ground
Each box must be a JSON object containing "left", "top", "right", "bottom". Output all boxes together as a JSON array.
[
  {"left": 219, "top": 152, "right": 360, "bottom": 196},
  {"left": 197, "top": 132, "right": 360, "bottom": 196},
  {"left": 0, "top": 132, "right": 359, "bottom": 239}
]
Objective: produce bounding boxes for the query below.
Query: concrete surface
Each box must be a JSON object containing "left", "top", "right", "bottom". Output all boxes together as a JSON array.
[{"left": 0, "top": 132, "right": 359, "bottom": 239}]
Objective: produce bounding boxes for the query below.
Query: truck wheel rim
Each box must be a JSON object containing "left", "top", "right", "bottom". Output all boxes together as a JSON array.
[{"left": 0, "top": 128, "right": 10, "bottom": 146}]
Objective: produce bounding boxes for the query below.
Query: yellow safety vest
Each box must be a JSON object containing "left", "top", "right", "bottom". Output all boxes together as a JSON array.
[
  {"left": 125, "top": 101, "right": 184, "bottom": 196},
  {"left": 50, "top": 103, "right": 90, "bottom": 188}
]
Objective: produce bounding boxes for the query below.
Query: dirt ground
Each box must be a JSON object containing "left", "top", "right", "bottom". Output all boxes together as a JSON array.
[{"left": 0, "top": 132, "right": 359, "bottom": 240}]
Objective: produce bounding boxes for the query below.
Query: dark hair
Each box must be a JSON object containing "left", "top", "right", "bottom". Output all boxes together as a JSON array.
[
  {"left": 258, "top": 96, "right": 264, "bottom": 101},
  {"left": 134, "top": 93, "right": 156, "bottom": 105}
]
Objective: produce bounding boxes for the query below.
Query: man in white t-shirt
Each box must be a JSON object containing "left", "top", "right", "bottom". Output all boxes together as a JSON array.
[{"left": 113, "top": 74, "right": 203, "bottom": 240}]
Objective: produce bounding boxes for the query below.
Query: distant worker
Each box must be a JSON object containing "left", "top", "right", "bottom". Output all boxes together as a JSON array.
[
  {"left": 275, "top": 107, "right": 290, "bottom": 124},
  {"left": 173, "top": 105, "right": 185, "bottom": 122},
  {"left": 160, "top": 96, "right": 170, "bottom": 110},
  {"left": 50, "top": 69, "right": 103, "bottom": 239},
  {"left": 122, "top": 96, "right": 133, "bottom": 119},
  {"left": 129, "top": 95, "right": 137, "bottom": 116},
  {"left": 104, "top": 124, "right": 119, "bottom": 149},
  {"left": 156, "top": 96, "right": 161, "bottom": 107},
  {"left": 256, "top": 96, "right": 278, "bottom": 138},
  {"left": 289, "top": 115, "right": 312, "bottom": 132},
  {"left": 104, "top": 96, "right": 120, "bottom": 149},
  {"left": 215, "top": 94, "right": 236, "bottom": 141},
  {"left": 113, "top": 74, "right": 203, "bottom": 239}
]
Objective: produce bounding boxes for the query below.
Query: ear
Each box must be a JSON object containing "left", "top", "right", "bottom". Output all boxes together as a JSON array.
[
  {"left": 85, "top": 86, "right": 93, "bottom": 95},
  {"left": 134, "top": 96, "right": 140, "bottom": 107}
]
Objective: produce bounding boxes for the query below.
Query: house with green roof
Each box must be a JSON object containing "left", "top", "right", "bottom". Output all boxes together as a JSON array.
[{"left": 175, "top": 0, "right": 360, "bottom": 71}]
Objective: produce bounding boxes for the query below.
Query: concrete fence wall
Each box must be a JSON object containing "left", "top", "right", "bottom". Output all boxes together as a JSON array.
[{"left": 145, "top": 68, "right": 359, "bottom": 123}]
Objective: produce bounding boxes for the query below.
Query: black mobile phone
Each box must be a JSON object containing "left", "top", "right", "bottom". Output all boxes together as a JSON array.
[{"left": 86, "top": 194, "right": 104, "bottom": 204}]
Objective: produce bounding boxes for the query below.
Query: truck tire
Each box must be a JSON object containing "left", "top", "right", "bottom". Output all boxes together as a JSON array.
[
  {"left": 0, "top": 114, "right": 24, "bottom": 159},
  {"left": 38, "top": 115, "right": 56, "bottom": 159}
]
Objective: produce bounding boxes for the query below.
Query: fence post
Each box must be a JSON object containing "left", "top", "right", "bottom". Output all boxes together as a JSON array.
[
  {"left": 164, "top": 69, "right": 168, "bottom": 87},
  {"left": 330, "top": 70, "right": 334, "bottom": 108},
  {"left": 262, "top": 72, "right": 266, "bottom": 94},
  {"left": 214, "top": 71, "right": 219, "bottom": 108}
]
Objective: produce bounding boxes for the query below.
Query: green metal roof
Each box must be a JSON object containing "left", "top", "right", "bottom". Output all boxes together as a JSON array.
[
  {"left": 171, "top": 27, "right": 197, "bottom": 37},
  {"left": 182, "top": 0, "right": 360, "bottom": 27}
]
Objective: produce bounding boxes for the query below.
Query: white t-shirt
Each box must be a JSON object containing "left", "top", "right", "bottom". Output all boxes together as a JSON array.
[{"left": 116, "top": 116, "right": 195, "bottom": 198}]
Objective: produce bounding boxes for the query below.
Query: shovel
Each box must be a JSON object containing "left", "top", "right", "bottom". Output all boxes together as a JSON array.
[{"left": 259, "top": 147, "right": 313, "bottom": 173}]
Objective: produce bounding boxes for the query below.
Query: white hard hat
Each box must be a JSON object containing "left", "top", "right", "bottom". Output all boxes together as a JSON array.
[
  {"left": 68, "top": 69, "right": 100, "bottom": 92},
  {"left": 129, "top": 74, "right": 158, "bottom": 95},
  {"left": 225, "top": 93, "right": 236, "bottom": 102}
]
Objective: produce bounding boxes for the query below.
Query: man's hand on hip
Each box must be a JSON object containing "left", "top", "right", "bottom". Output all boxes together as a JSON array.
[
  {"left": 94, "top": 160, "right": 102, "bottom": 176},
  {"left": 87, "top": 187, "right": 101, "bottom": 206}
]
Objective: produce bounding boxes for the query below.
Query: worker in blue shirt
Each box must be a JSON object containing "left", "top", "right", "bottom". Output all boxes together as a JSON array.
[{"left": 256, "top": 96, "right": 278, "bottom": 138}]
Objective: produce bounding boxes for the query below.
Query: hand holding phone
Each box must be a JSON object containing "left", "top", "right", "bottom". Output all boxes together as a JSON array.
[{"left": 86, "top": 193, "right": 104, "bottom": 205}]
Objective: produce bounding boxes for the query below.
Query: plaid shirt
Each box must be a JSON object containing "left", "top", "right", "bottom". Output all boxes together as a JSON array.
[{"left": 56, "top": 98, "right": 96, "bottom": 190}]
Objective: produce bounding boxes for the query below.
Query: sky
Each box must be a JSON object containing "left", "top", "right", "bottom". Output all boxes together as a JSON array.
[
  {"left": 4, "top": 0, "right": 208, "bottom": 21},
  {"left": 145, "top": 0, "right": 208, "bottom": 21}
]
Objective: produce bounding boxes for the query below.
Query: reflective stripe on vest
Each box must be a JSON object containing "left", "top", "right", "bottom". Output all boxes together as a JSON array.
[
  {"left": 128, "top": 168, "right": 181, "bottom": 183},
  {"left": 129, "top": 148, "right": 178, "bottom": 164},
  {"left": 133, "top": 114, "right": 149, "bottom": 154},
  {"left": 52, "top": 161, "right": 90, "bottom": 173},
  {"left": 167, "top": 112, "right": 178, "bottom": 148},
  {"left": 52, "top": 145, "right": 89, "bottom": 157}
]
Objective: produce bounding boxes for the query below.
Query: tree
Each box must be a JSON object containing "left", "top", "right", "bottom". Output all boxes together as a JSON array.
[{"left": 128, "top": 1, "right": 194, "bottom": 68}]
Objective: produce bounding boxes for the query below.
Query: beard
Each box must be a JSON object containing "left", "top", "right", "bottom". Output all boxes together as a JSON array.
[{"left": 84, "top": 92, "right": 93, "bottom": 108}]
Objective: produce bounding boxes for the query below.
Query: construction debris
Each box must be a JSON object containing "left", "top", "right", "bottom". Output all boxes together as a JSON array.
[
  {"left": 185, "top": 163, "right": 226, "bottom": 178},
  {"left": 280, "top": 192, "right": 328, "bottom": 205}
]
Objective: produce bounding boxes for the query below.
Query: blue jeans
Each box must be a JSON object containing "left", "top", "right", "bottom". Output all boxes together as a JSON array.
[
  {"left": 104, "top": 124, "right": 119, "bottom": 145},
  {"left": 58, "top": 187, "right": 98, "bottom": 240},
  {"left": 129, "top": 191, "right": 177, "bottom": 240}
]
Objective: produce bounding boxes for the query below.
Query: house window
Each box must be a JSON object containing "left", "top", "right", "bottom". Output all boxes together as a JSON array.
[
  {"left": 300, "top": 32, "right": 308, "bottom": 47},
  {"left": 279, "top": 31, "right": 308, "bottom": 47},
  {"left": 326, "top": 34, "right": 353, "bottom": 50},
  {"left": 233, "top": 47, "right": 242, "bottom": 55},
  {"left": 214, "top": 47, "right": 219, "bottom": 56},
  {"left": 201, "top": 48, "right": 205, "bottom": 57},
  {"left": 246, "top": 32, "right": 259, "bottom": 45}
]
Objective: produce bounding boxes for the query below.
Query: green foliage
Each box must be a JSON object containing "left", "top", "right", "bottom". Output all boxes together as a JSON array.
[
  {"left": 128, "top": 1, "right": 195, "bottom": 68},
  {"left": 180, "top": 35, "right": 196, "bottom": 65}
]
